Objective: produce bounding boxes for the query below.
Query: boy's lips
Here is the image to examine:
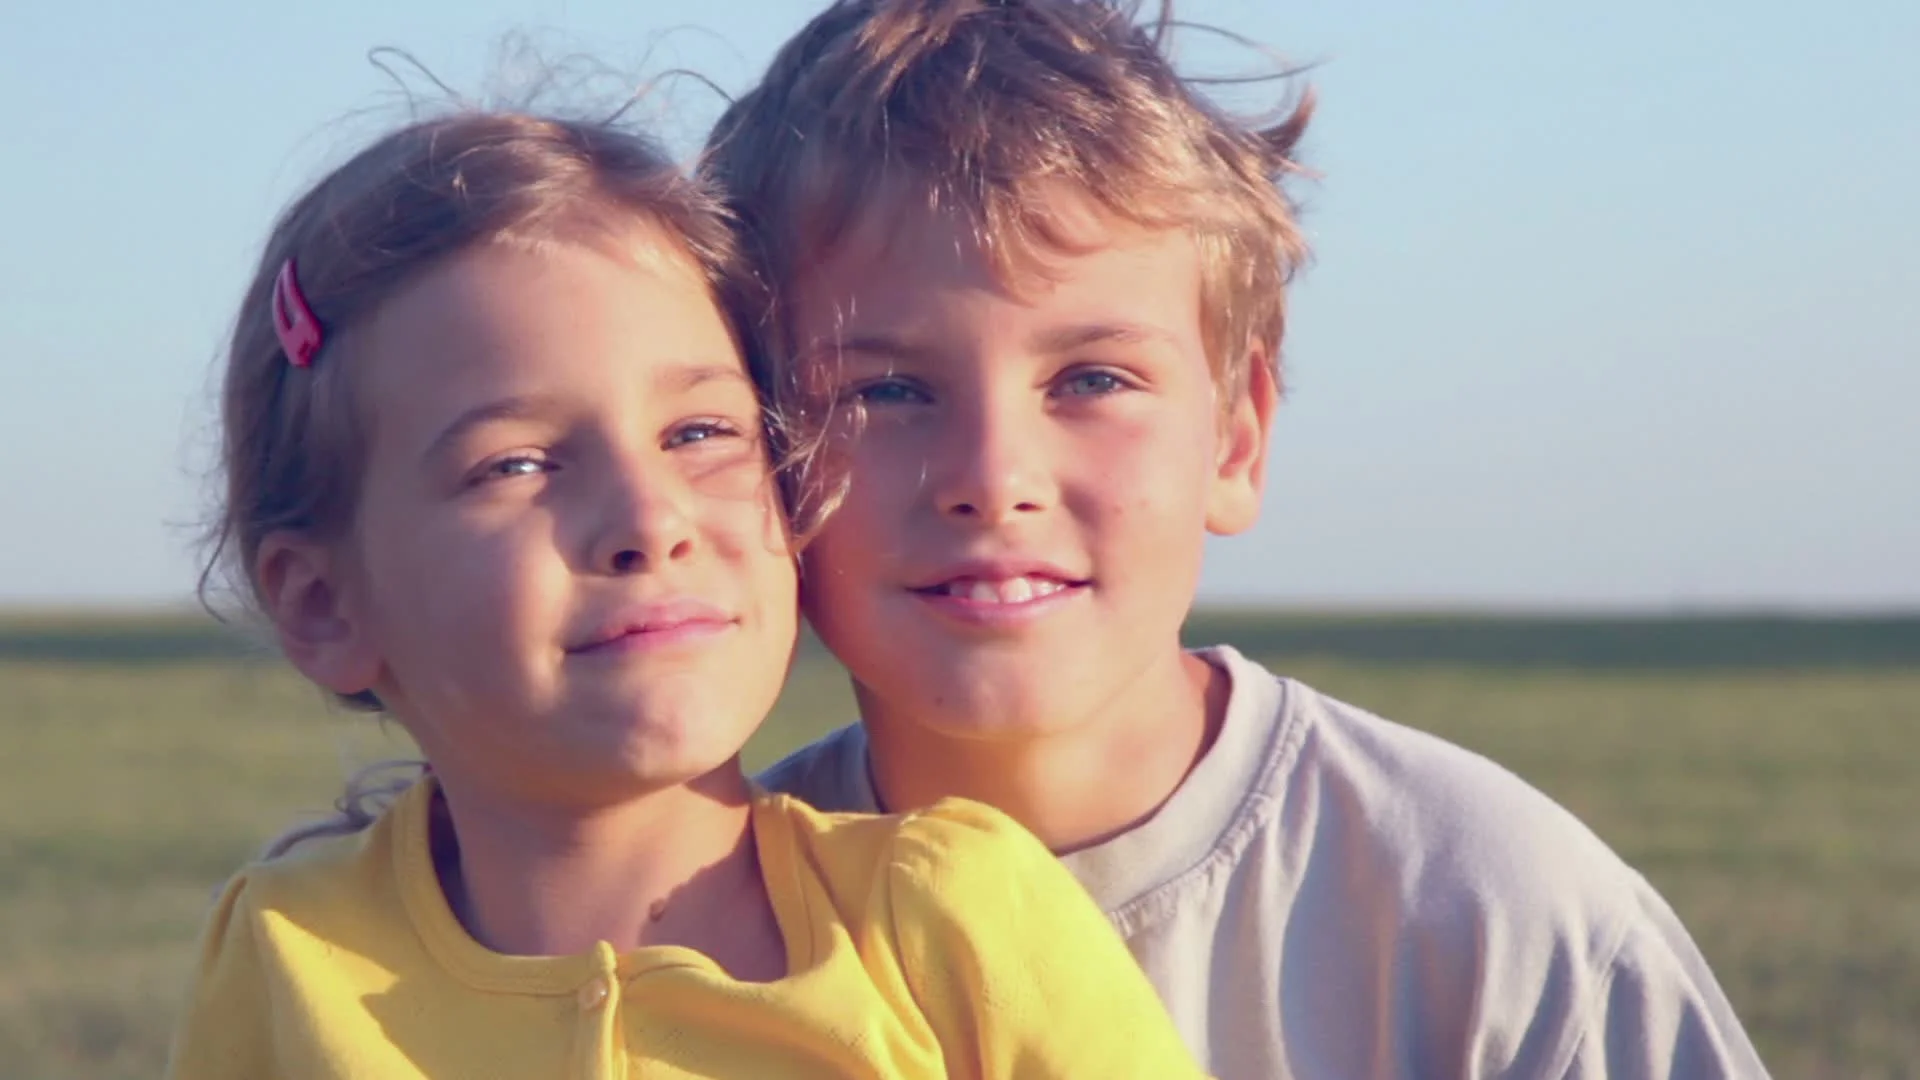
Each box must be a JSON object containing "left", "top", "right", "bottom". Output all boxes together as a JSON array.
[
  {"left": 566, "top": 599, "right": 737, "bottom": 654},
  {"left": 917, "top": 575, "right": 1075, "bottom": 603},
  {"left": 907, "top": 561, "right": 1090, "bottom": 623}
]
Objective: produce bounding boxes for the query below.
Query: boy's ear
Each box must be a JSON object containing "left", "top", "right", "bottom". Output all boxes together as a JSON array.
[
  {"left": 1205, "top": 351, "right": 1278, "bottom": 536},
  {"left": 255, "top": 532, "right": 383, "bottom": 696}
]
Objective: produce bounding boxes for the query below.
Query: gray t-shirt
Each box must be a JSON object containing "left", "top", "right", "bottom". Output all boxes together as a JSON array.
[{"left": 758, "top": 646, "right": 1769, "bottom": 1080}]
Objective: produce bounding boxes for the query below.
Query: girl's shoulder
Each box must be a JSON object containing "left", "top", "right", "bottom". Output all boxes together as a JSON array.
[
  {"left": 217, "top": 776, "right": 429, "bottom": 928},
  {"left": 754, "top": 792, "right": 1060, "bottom": 915},
  {"left": 750, "top": 794, "right": 1203, "bottom": 1077},
  {"left": 759, "top": 791, "right": 1043, "bottom": 864}
]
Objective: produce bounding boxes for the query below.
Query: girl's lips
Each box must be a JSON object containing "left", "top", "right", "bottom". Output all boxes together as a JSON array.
[
  {"left": 570, "top": 617, "right": 735, "bottom": 655},
  {"left": 567, "top": 600, "right": 736, "bottom": 654}
]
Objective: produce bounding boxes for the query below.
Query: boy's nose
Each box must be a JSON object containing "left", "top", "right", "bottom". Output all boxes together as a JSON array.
[
  {"left": 937, "top": 478, "right": 1047, "bottom": 522},
  {"left": 929, "top": 410, "right": 1053, "bottom": 524}
]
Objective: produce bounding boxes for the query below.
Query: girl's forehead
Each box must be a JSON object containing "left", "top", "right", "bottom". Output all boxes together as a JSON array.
[{"left": 350, "top": 240, "right": 743, "bottom": 451}]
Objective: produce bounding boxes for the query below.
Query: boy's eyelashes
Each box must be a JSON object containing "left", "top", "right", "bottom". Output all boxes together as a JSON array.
[
  {"left": 840, "top": 376, "right": 933, "bottom": 407},
  {"left": 832, "top": 364, "right": 1143, "bottom": 408},
  {"left": 1051, "top": 366, "right": 1137, "bottom": 398}
]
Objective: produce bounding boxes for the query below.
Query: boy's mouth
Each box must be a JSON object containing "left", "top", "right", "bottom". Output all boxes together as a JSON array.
[{"left": 911, "top": 572, "right": 1089, "bottom": 606}]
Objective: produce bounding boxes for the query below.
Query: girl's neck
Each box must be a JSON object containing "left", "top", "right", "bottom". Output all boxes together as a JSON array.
[
  {"left": 862, "top": 649, "right": 1229, "bottom": 853},
  {"left": 429, "top": 765, "right": 786, "bottom": 981}
]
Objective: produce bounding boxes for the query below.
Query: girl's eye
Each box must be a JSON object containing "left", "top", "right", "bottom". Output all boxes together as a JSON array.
[
  {"left": 482, "top": 454, "right": 550, "bottom": 480},
  {"left": 848, "top": 378, "right": 932, "bottom": 407},
  {"left": 665, "top": 419, "right": 742, "bottom": 449},
  {"left": 1054, "top": 369, "right": 1129, "bottom": 398}
]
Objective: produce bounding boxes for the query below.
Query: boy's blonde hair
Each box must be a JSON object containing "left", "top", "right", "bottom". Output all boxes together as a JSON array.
[{"left": 703, "top": 0, "right": 1312, "bottom": 404}]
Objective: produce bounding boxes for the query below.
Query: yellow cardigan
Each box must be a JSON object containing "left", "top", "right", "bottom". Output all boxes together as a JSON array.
[{"left": 165, "top": 778, "right": 1203, "bottom": 1078}]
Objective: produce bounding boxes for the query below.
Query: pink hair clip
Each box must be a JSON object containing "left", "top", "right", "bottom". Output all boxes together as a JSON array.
[{"left": 271, "top": 258, "right": 324, "bottom": 368}]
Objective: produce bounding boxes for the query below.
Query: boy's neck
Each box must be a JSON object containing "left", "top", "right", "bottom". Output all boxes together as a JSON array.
[
  {"left": 863, "top": 649, "right": 1230, "bottom": 853},
  {"left": 430, "top": 765, "right": 784, "bottom": 979}
]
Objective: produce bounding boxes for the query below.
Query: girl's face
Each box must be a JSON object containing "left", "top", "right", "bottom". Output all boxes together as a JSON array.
[{"left": 332, "top": 229, "right": 796, "bottom": 806}]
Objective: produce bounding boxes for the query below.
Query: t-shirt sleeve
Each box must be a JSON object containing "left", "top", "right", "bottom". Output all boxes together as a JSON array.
[
  {"left": 1555, "top": 879, "right": 1771, "bottom": 1080},
  {"left": 879, "top": 798, "right": 1207, "bottom": 1079},
  {"left": 164, "top": 873, "right": 279, "bottom": 1080}
]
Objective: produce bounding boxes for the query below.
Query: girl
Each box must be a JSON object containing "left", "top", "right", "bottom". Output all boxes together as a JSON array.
[{"left": 168, "top": 109, "right": 1203, "bottom": 1079}]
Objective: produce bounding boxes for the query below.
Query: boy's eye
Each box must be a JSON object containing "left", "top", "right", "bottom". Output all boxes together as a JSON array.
[
  {"left": 848, "top": 377, "right": 932, "bottom": 407},
  {"left": 1054, "top": 369, "right": 1129, "bottom": 397}
]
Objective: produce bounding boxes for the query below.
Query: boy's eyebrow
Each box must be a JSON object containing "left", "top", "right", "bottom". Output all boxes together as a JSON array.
[
  {"left": 798, "top": 324, "right": 1174, "bottom": 367},
  {"left": 1030, "top": 322, "right": 1179, "bottom": 354},
  {"left": 797, "top": 333, "right": 938, "bottom": 367}
]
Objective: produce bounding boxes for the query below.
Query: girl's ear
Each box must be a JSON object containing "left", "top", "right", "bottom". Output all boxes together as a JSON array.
[
  {"left": 254, "top": 532, "right": 383, "bottom": 696},
  {"left": 1205, "top": 350, "right": 1278, "bottom": 536}
]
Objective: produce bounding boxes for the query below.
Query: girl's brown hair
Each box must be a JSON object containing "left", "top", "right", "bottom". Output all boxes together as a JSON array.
[
  {"left": 202, "top": 110, "right": 766, "bottom": 712},
  {"left": 207, "top": 109, "right": 768, "bottom": 856}
]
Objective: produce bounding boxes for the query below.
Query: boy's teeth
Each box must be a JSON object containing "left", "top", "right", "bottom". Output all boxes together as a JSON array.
[{"left": 948, "top": 576, "right": 1066, "bottom": 603}]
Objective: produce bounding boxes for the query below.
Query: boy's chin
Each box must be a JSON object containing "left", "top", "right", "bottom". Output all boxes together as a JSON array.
[{"left": 882, "top": 682, "right": 1118, "bottom": 744}]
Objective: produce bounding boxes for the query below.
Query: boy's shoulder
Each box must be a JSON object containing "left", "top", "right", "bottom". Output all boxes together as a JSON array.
[
  {"left": 761, "top": 650, "right": 1766, "bottom": 1075},
  {"left": 759, "top": 646, "right": 1644, "bottom": 908},
  {"left": 762, "top": 648, "right": 1644, "bottom": 897},
  {"left": 1203, "top": 643, "right": 1648, "bottom": 917},
  {"left": 1142, "top": 647, "right": 1766, "bottom": 1078},
  {"left": 757, "top": 721, "right": 881, "bottom": 814}
]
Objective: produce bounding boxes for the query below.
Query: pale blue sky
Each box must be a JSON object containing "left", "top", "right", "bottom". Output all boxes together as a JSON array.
[{"left": 3, "top": 0, "right": 1914, "bottom": 609}]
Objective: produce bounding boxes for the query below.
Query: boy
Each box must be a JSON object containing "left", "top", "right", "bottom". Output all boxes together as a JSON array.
[{"left": 706, "top": 2, "right": 1769, "bottom": 1076}]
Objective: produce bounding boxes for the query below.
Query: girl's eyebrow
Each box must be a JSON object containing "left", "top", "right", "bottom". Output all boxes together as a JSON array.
[
  {"left": 423, "top": 394, "right": 568, "bottom": 466},
  {"left": 421, "top": 364, "right": 751, "bottom": 465},
  {"left": 655, "top": 361, "right": 754, "bottom": 395}
]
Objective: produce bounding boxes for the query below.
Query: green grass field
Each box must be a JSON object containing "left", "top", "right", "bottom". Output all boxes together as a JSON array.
[{"left": 2, "top": 611, "right": 1916, "bottom": 1078}]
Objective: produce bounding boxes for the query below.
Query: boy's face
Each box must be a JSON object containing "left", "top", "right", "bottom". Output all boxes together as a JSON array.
[{"left": 789, "top": 189, "right": 1273, "bottom": 739}]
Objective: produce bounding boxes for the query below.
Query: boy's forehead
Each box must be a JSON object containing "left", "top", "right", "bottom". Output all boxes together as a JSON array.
[
  {"left": 782, "top": 194, "right": 1212, "bottom": 382},
  {"left": 791, "top": 180, "right": 1198, "bottom": 322}
]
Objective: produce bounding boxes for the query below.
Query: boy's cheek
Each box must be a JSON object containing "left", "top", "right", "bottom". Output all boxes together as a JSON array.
[
  {"left": 1085, "top": 431, "right": 1216, "bottom": 507},
  {"left": 800, "top": 527, "right": 874, "bottom": 587}
]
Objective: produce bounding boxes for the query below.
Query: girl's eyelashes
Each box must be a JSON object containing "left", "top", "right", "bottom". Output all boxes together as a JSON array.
[
  {"left": 664, "top": 417, "right": 747, "bottom": 449},
  {"left": 459, "top": 450, "right": 554, "bottom": 490},
  {"left": 458, "top": 415, "right": 753, "bottom": 486}
]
